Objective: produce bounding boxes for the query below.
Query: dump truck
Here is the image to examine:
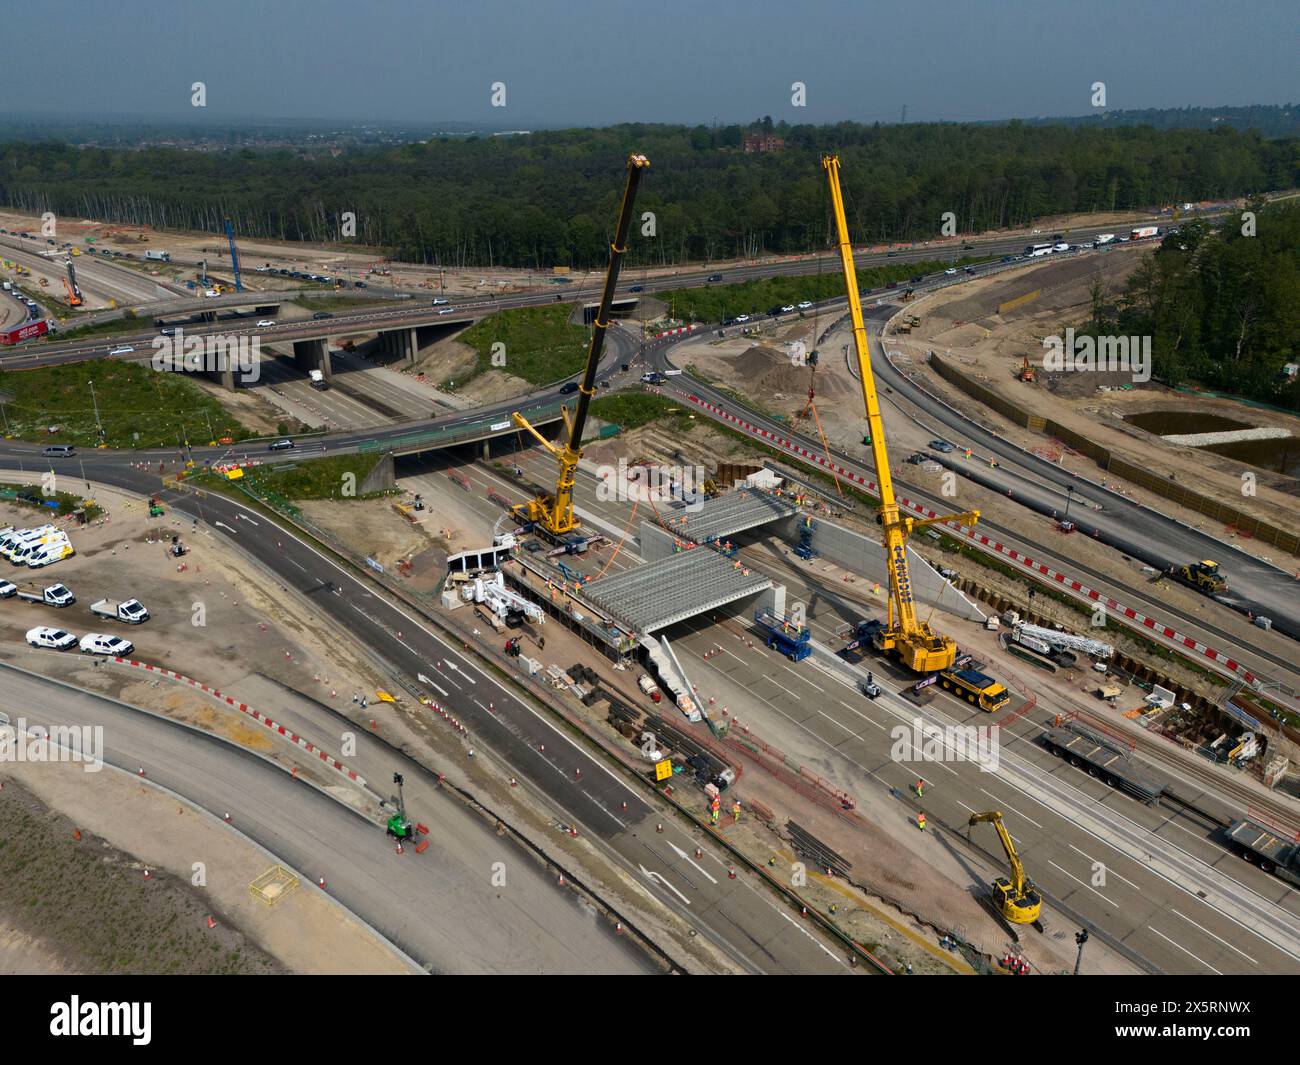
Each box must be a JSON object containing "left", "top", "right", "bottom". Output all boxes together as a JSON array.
[
  {"left": 90, "top": 597, "right": 150, "bottom": 624},
  {"left": 1040, "top": 716, "right": 1166, "bottom": 805},
  {"left": 1225, "top": 817, "right": 1300, "bottom": 883},
  {"left": 15, "top": 583, "right": 76, "bottom": 608}
]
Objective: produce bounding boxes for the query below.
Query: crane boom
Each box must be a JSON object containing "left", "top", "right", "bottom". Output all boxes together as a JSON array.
[
  {"left": 511, "top": 153, "right": 649, "bottom": 536},
  {"left": 223, "top": 219, "right": 243, "bottom": 292},
  {"left": 821, "top": 155, "right": 977, "bottom": 672},
  {"left": 63, "top": 258, "right": 83, "bottom": 307}
]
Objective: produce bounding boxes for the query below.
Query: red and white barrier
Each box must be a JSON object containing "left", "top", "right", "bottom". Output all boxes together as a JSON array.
[
  {"left": 654, "top": 325, "right": 697, "bottom": 339},
  {"left": 110, "top": 657, "right": 368, "bottom": 786},
  {"left": 686, "top": 393, "right": 1260, "bottom": 686}
]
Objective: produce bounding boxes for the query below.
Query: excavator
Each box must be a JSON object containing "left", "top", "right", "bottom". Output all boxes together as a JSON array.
[
  {"left": 510, "top": 153, "right": 649, "bottom": 538},
  {"left": 822, "top": 155, "right": 978, "bottom": 673},
  {"left": 62, "top": 258, "right": 83, "bottom": 307},
  {"left": 968, "top": 810, "right": 1042, "bottom": 927}
]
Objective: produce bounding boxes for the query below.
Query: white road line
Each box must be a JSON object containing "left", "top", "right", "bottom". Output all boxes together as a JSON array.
[
  {"left": 1170, "top": 909, "right": 1258, "bottom": 965},
  {"left": 784, "top": 664, "right": 823, "bottom": 691},
  {"left": 978, "top": 788, "right": 1044, "bottom": 829},
  {"left": 1147, "top": 924, "right": 1223, "bottom": 975},
  {"left": 1066, "top": 843, "right": 1142, "bottom": 891},
  {"left": 839, "top": 700, "right": 886, "bottom": 730},
  {"left": 765, "top": 678, "right": 802, "bottom": 701},
  {"left": 776, "top": 908, "right": 844, "bottom": 964},
  {"left": 667, "top": 839, "right": 718, "bottom": 884},
  {"left": 1047, "top": 859, "right": 1117, "bottom": 907}
]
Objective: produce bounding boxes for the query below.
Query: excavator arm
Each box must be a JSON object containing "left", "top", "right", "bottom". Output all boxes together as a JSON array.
[
  {"left": 968, "top": 810, "right": 1041, "bottom": 925},
  {"left": 511, "top": 153, "right": 649, "bottom": 537}
]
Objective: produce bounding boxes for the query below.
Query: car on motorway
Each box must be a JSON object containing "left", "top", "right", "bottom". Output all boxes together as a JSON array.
[
  {"left": 26, "top": 626, "right": 77, "bottom": 650},
  {"left": 158, "top": 327, "right": 177, "bottom": 337},
  {"left": 42, "top": 445, "right": 76, "bottom": 458},
  {"left": 256, "top": 319, "right": 276, "bottom": 327},
  {"left": 944, "top": 267, "right": 958, "bottom": 275},
  {"left": 79, "top": 633, "right": 134, "bottom": 657},
  {"left": 780, "top": 304, "right": 796, "bottom": 313},
  {"left": 706, "top": 273, "right": 723, "bottom": 282},
  {"left": 432, "top": 297, "right": 449, "bottom": 305},
  {"left": 628, "top": 285, "right": 644, "bottom": 292},
  {"left": 910, "top": 274, "right": 925, "bottom": 283},
  {"left": 885, "top": 281, "right": 899, "bottom": 289},
  {"left": 734, "top": 314, "right": 750, "bottom": 323},
  {"left": 437, "top": 308, "right": 455, "bottom": 316},
  {"left": 108, "top": 345, "right": 134, "bottom": 356},
  {"left": 964, "top": 266, "right": 975, "bottom": 274},
  {"left": 311, "top": 311, "right": 333, "bottom": 320},
  {"left": 354, "top": 281, "right": 366, "bottom": 288},
  {"left": 558, "top": 382, "right": 579, "bottom": 395},
  {"left": 796, "top": 300, "right": 813, "bottom": 310},
  {"left": 268, "top": 439, "right": 295, "bottom": 451},
  {"left": 928, "top": 439, "right": 956, "bottom": 453}
]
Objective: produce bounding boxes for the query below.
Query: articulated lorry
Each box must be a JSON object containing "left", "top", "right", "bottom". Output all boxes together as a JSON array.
[{"left": 1041, "top": 715, "right": 1166, "bottom": 804}]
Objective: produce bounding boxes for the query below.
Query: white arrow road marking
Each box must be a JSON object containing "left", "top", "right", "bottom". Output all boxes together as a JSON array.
[
  {"left": 666, "top": 840, "right": 718, "bottom": 884},
  {"left": 445, "top": 660, "right": 475, "bottom": 684},
  {"left": 417, "top": 672, "right": 448, "bottom": 697},
  {"left": 214, "top": 521, "right": 237, "bottom": 534},
  {"left": 235, "top": 513, "right": 259, "bottom": 525},
  {"left": 639, "top": 864, "right": 691, "bottom": 906}
]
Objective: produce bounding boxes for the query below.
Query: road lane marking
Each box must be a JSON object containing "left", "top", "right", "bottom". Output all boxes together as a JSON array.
[
  {"left": 1170, "top": 909, "right": 1258, "bottom": 965},
  {"left": 1146, "top": 924, "right": 1223, "bottom": 974},
  {"left": 640, "top": 864, "right": 691, "bottom": 905},
  {"left": 1047, "top": 859, "right": 1117, "bottom": 906}
]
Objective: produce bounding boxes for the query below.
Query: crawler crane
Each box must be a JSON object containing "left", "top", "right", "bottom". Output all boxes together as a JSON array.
[{"left": 822, "top": 155, "right": 977, "bottom": 672}]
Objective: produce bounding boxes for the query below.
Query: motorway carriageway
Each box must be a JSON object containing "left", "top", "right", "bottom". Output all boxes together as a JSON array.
[
  {"left": 0, "top": 664, "right": 652, "bottom": 975},
  {"left": 644, "top": 317, "right": 1300, "bottom": 699},
  {"left": 464, "top": 447, "right": 1300, "bottom": 975},
  {"left": 23, "top": 449, "right": 851, "bottom": 975}
]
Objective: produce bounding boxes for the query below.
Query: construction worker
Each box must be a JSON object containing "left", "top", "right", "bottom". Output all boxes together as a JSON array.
[
  {"left": 731, "top": 800, "right": 741, "bottom": 823},
  {"left": 917, "top": 810, "right": 927, "bottom": 832},
  {"left": 710, "top": 807, "right": 720, "bottom": 826},
  {"left": 916, "top": 777, "right": 925, "bottom": 799}
]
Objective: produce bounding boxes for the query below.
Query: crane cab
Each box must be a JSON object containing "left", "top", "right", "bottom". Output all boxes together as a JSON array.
[{"left": 992, "top": 875, "right": 1042, "bottom": 925}]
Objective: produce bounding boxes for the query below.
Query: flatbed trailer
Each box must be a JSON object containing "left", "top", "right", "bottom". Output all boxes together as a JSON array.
[
  {"left": 1040, "top": 716, "right": 1166, "bottom": 804},
  {"left": 1225, "top": 817, "right": 1300, "bottom": 884}
]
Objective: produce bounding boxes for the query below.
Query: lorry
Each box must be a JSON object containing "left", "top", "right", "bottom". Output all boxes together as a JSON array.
[
  {"left": 1040, "top": 715, "right": 1166, "bottom": 804},
  {"left": 937, "top": 667, "right": 1010, "bottom": 711},
  {"left": 16, "top": 583, "right": 76, "bottom": 607},
  {"left": 637, "top": 673, "right": 663, "bottom": 704},
  {"left": 90, "top": 598, "right": 150, "bottom": 624},
  {"left": 308, "top": 368, "right": 328, "bottom": 390},
  {"left": 1130, "top": 226, "right": 1159, "bottom": 240},
  {"left": 144, "top": 250, "right": 172, "bottom": 262},
  {"left": 1225, "top": 818, "right": 1300, "bottom": 883}
]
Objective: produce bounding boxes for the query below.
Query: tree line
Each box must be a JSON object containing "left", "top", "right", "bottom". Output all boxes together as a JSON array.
[
  {"left": 0, "top": 119, "right": 1293, "bottom": 271},
  {"left": 1086, "top": 201, "right": 1299, "bottom": 407}
]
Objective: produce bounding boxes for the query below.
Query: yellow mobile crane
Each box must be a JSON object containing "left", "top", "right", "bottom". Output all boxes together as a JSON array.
[
  {"left": 511, "top": 153, "right": 650, "bottom": 537},
  {"left": 968, "top": 810, "right": 1042, "bottom": 925},
  {"left": 822, "top": 155, "right": 978, "bottom": 672}
]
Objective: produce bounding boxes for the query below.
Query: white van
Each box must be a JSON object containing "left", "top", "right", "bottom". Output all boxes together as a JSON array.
[
  {"left": 12, "top": 532, "right": 69, "bottom": 566},
  {"left": 27, "top": 539, "right": 75, "bottom": 567},
  {"left": 2, "top": 526, "right": 56, "bottom": 561}
]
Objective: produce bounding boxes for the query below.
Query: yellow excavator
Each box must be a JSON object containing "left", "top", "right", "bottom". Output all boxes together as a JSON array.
[
  {"left": 968, "top": 811, "right": 1042, "bottom": 926},
  {"left": 822, "top": 155, "right": 978, "bottom": 672},
  {"left": 510, "top": 152, "right": 650, "bottom": 537}
]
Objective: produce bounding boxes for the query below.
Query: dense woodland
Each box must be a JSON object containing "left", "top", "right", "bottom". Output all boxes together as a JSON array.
[
  {"left": 0, "top": 118, "right": 1294, "bottom": 270},
  {"left": 1088, "top": 201, "right": 1300, "bottom": 407}
]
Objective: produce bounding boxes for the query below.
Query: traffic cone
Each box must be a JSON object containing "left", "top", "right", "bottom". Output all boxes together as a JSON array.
[
  {"left": 143, "top": 869, "right": 151, "bottom": 881},
  {"left": 728, "top": 866, "right": 737, "bottom": 879},
  {"left": 207, "top": 916, "right": 216, "bottom": 929},
  {"left": 73, "top": 829, "right": 81, "bottom": 841},
  {"left": 318, "top": 877, "right": 326, "bottom": 889}
]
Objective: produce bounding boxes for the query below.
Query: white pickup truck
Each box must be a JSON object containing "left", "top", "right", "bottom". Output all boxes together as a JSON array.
[
  {"left": 15, "top": 583, "right": 76, "bottom": 607},
  {"left": 90, "top": 598, "right": 150, "bottom": 624}
]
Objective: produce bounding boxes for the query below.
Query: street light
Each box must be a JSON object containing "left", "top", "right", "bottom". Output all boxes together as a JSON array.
[
  {"left": 1074, "top": 928, "right": 1089, "bottom": 975},
  {"left": 1063, "top": 483, "right": 1076, "bottom": 519}
]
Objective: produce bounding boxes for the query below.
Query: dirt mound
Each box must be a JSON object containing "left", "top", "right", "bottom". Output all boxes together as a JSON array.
[{"left": 726, "top": 343, "right": 856, "bottom": 400}]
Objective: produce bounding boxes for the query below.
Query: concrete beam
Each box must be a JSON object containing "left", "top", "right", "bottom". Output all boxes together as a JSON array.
[{"left": 292, "top": 337, "right": 331, "bottom": 381}]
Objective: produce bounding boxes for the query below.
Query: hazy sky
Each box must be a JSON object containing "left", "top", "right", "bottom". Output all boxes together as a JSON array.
[{"left": 7, "top": 0, "right": 1295, "bottom": 127}]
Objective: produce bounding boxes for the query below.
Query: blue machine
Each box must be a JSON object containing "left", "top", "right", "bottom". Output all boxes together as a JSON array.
[{"left": 754, "top": 609, "right": 811, "bottom": 662}]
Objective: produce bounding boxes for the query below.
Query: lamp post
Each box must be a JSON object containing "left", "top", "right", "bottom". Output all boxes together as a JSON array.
[
  {"left": 1074, "top": 928, "right": 1089, "bottom": 975},
  {"left": 1063, "top": 483, "right": 1075, "bottom": 519}
]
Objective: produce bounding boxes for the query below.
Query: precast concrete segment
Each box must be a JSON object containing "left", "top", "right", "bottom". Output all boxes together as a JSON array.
[
  {"left": 582, "top": 547, "right": 773, "bottom": 634},
  {"left": 657, "top": 490, "right": 798, "bottom": 545}
]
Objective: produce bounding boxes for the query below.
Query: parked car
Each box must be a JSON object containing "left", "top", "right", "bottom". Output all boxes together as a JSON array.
[
  {"left": 0, "top": 581, "right": 16, "bottom": 598},
  {"left": 79, "top": 633, "right": 134, "bottom": 656},
  {"left": 26, "top": 626, "right": 77, "bottom": 650}
]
